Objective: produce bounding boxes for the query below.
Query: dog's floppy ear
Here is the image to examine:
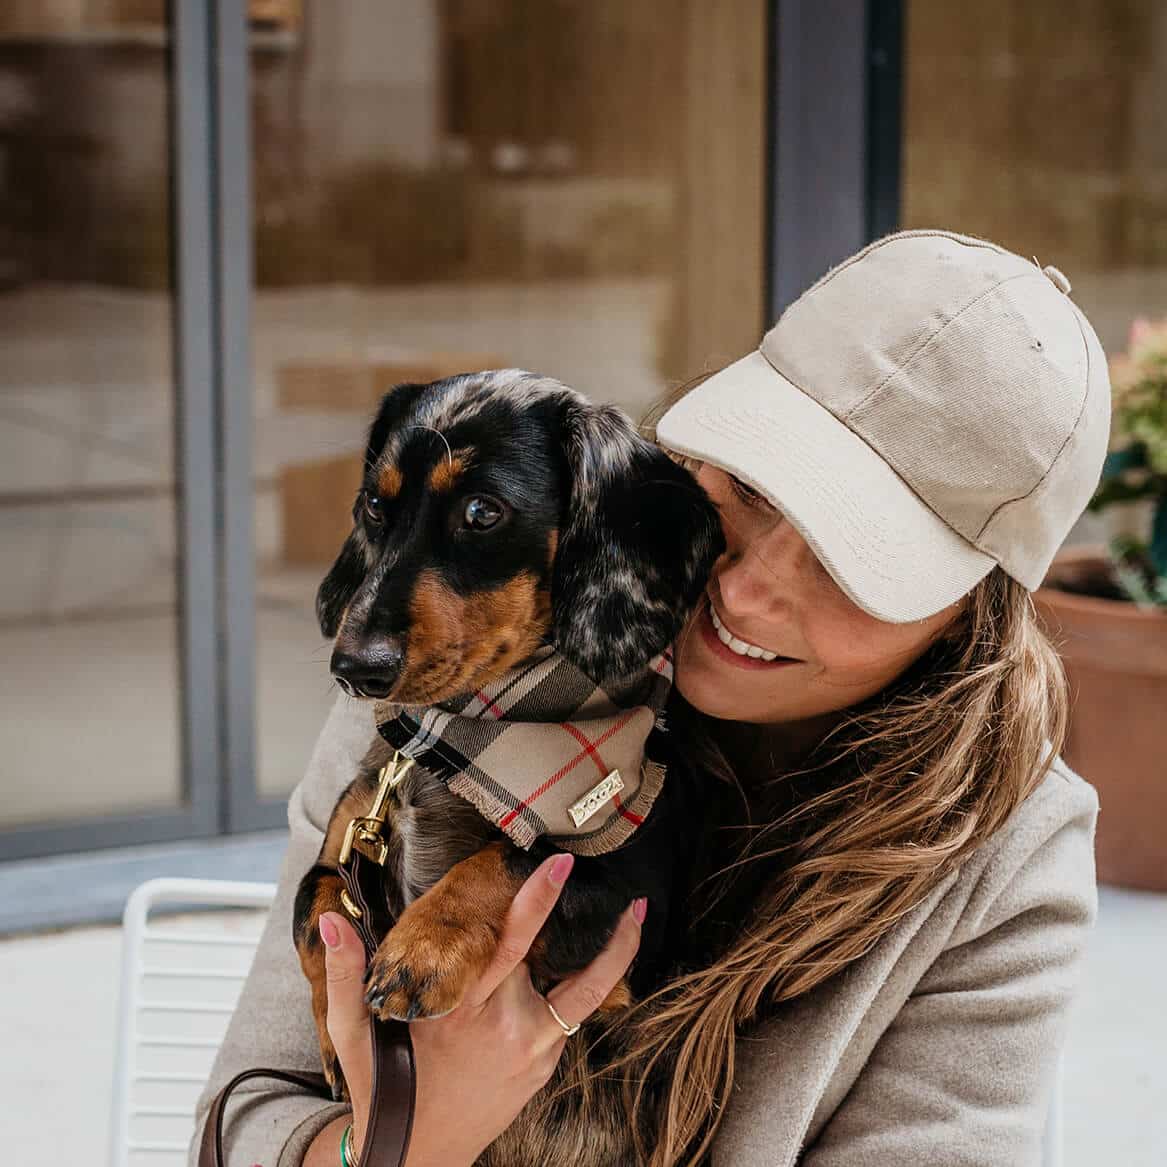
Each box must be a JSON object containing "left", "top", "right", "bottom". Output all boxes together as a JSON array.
[
  {"left": 314, "top": 383, "right": 427, "bottom": 638},
  {"left": 551, "top": 400, "right": 724, "bottom": 683}
]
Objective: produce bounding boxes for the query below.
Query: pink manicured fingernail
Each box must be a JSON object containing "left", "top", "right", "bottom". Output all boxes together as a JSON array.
[
  {"left": 632, "top": 897, "right": 648, "bottom": 924},
  {"left": 548, "top": 853, "right": 575, "bottom": 886},
  {"left": 319, "top": 913, "right": 341, "bottom": 948}
]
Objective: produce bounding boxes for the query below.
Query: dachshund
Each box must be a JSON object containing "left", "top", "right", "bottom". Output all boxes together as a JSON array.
[{"left": 293, "top": 369, "right": 723, "bottom": 1164}]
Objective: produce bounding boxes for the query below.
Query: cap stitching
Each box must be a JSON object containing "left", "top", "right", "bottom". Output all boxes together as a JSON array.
[
  {"left": 682, "top": 403, "right": 992, "bottom": 619},
  {"left": 790, "top": 230, "right": 1008, "bottom": 314},
  {"left": 842, "top": 269, "right": 1040, "bottom": 422},
  {"left": 973, "top": 302, "right": 1094, "bottom": 543}
]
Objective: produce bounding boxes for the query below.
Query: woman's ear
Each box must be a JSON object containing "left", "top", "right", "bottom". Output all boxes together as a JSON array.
[{"left": 551, "top": 401, "right": 724, "bottom": 683}]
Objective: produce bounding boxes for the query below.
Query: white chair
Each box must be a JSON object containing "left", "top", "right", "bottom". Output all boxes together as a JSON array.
[
  {"left": 108, "top": 878, "right": 277, "bottom": 1167},
  {"left": 1041, "top": 1050, "right": 1065, "bottom": 1167}
]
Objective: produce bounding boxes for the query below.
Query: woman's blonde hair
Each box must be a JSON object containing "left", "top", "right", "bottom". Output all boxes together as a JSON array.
[{"left": 567, "top": 382, "right": 1073, "bottom": 1164}]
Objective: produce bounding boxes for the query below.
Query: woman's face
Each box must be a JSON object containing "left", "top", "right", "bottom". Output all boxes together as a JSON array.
[{"left": 674, "top": 464, "right": 960, "bottom": 727}]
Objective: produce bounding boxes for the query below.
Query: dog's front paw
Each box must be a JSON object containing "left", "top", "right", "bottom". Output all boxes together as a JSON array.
[{"left": 363, "top": 895, "right": 497, "bottom": 1021}]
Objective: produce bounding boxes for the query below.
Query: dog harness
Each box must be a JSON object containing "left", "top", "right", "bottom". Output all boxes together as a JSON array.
[{"left": 372, "top": 646, "right": 672, "bottom": 856}]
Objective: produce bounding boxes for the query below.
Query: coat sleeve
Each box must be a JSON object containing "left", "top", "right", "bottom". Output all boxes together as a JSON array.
[
  {"left": 188, "top": 697, "right": 375, "bottom": 1167},
  {"left": 801, "top": 770, "right": 1098, "bottom": 1167}
]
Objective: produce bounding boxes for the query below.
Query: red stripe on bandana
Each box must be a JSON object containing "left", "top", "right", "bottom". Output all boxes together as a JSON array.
[
  {"left": 558, "top": 720, "right": 616, "bottom": 778},
  {"left": 472, "top": 690, "right": 506, "bottom": 718},
  {"left": 498, "top": 712, "right": 635, "bottom": 829},
  {"left": 613, "top": 792, "right": 644, "bottom": 826}
]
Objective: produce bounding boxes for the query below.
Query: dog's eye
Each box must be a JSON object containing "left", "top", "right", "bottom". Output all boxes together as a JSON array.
[
  {"left": 463, "top": 496, "right": 503, "bottom": 531},
  {"left": 363, "top": 492, "right": 385, "bottom": 525}
]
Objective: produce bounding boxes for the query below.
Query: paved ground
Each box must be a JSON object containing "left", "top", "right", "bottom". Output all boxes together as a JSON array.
[{"left": 1, "top": 883, "right": 1162, "bottom": 1166}]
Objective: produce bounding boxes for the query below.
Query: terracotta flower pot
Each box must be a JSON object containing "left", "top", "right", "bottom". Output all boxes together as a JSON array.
[{"left": 1035, "top": 547, "right": 1167, "bottom": 891}]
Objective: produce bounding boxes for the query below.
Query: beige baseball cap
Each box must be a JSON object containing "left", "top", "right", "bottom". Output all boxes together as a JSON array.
[{"left": 657, "top": 229, "right": 1112, "bottom": 623}]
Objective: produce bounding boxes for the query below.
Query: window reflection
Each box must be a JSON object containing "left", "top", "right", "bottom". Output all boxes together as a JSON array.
[{"left": 250, "top": 0, "right": 768, "bottom": 795}]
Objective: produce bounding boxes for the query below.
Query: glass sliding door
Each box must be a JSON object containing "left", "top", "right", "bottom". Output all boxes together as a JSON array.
[
  {"left": 229, "top": 0, "right": 770, "bottom": 813},
  {"left": 0, "top": 0, "right": 219, "bottom": 858}
]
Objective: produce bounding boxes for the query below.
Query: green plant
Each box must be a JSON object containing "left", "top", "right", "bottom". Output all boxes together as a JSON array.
[{"left": 1088, "top": 318, "right": 1167, "bottom": 607}]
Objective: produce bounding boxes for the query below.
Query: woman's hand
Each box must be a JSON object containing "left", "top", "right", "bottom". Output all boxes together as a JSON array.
[{"left": 307, "top": 853, "right": 646, "bottom": 1167}]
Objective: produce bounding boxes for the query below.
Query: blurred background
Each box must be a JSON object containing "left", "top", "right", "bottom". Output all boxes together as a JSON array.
[
  {"left": 0, "top": 2, "right": 1164, "bottom": 1165},
  {"left": 3, "top": 0, "right": 1164, "bottom": 883}
]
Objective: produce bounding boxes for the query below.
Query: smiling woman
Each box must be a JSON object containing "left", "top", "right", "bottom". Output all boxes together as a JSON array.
[
  {"left": 675, "top": 464, "right": 961, "bottom": 726},
  {"left": 193, "top": 231, "right": 1105, "bottom": 1167}
]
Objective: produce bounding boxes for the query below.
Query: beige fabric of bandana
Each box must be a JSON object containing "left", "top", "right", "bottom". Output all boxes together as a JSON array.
[{"left": 373, "top": 646, "right": 672, "bottom": 856}]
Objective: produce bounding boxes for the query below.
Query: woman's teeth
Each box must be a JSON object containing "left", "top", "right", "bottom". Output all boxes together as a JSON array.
[{"left": 709, "top": 606, "right": 780, "bottom": 661}]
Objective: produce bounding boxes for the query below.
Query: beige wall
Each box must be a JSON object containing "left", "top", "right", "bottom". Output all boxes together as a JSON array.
[{"left": 902, "top": 0, "right": 1167, "bottom": 322}]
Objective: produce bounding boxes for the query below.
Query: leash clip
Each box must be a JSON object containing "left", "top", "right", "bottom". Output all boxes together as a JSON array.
[{"left": 338, "top": 750, "right": 415, "bottom": 869}]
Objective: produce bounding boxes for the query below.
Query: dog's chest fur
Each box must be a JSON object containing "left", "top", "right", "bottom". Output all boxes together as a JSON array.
[{"left": 362, "top": 736, "right": 496, "bottom": 904}]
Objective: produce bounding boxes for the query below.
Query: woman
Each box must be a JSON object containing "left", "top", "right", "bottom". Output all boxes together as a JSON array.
[{"left": 194, "top": 230, "right": 1106, "bottom": 1166}]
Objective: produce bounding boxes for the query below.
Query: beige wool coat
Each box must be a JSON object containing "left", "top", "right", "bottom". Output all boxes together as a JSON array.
[{"left": 190, "top": 696, "right": 1098, "bottom": 1167}]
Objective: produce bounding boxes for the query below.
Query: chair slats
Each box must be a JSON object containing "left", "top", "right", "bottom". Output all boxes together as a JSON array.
[{"left": 109, "top": 879, "right": 277, "bottom": 1167}]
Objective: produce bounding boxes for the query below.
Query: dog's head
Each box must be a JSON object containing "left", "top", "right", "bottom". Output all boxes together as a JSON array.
[{"left": 317, "top": 369, "right": 723, "bottom": 702}]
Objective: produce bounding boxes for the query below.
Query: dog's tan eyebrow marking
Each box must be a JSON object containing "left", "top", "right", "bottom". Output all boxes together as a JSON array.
[
  {"left": 427, "top": 447, "right": 475, "bottom": 493},
  {"left": 377, "top": 464, "right": 403, "bottom": 499}
]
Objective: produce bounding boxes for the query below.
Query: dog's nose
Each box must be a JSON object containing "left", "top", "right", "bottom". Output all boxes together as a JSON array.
[{"left": 330, "top": 635, "right": 404, "bottom": 699}]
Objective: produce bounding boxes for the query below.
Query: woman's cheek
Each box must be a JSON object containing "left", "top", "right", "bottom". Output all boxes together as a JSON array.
[{"left": 803, "top": 613, "right": 926, "bottom": 693}]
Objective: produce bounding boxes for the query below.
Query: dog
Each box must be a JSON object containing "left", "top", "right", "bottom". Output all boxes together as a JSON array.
[{"left": 293, "top": 369, "right": 723, "bottom": 1163}]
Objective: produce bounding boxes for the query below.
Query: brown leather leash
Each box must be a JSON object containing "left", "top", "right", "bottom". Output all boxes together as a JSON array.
[{"left": 199, "top": 754, "right": 418, "bottom": 1167}]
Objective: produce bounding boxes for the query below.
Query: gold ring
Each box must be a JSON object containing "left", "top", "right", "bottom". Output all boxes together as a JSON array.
[{"left": 544, "top": 998, "right": 581, "bottom": 1037}]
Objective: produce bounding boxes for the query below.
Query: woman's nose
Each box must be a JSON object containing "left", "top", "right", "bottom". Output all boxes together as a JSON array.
[
  {"left": 716, "top": 520, "right": 805, "bottom": 616},
  {"left": 716, "top": 544, "right": 784, "bottom": 617}
]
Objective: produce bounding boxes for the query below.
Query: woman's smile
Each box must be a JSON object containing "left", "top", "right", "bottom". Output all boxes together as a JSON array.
[{"left": 696, "top": 596, "right": 802, "bottom": 671}]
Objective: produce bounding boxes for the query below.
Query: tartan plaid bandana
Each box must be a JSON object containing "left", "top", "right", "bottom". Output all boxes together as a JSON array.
[{"left": 373, "top": 646, "right": 673, "bottom": 856}]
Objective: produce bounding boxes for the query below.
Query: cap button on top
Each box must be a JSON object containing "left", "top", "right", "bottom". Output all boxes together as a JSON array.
[{"left": 1042, "top": 264, "right": 1072, "bottom": 295}]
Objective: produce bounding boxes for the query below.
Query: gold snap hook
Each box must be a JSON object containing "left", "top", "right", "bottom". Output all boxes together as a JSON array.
[{"left": 338, "top": 750, "right": 415, "bottom": 868}]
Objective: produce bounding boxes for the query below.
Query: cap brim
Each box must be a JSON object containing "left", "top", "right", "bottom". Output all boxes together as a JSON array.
[{"left": 656, "top": 351, "right": 995, "bottom": 623}]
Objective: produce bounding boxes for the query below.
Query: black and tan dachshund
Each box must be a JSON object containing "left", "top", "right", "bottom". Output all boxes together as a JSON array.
[{"left": 293, "top": 369, "right": 723, "bottom": 1164}]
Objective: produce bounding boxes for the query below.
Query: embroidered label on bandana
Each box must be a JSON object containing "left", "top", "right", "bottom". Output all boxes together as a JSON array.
[
  {"left": 568, "top": 770, "right": 625, "bottom": 828},
  {"left": 373, "top": 647, "right": 672, "bottom": 857}
]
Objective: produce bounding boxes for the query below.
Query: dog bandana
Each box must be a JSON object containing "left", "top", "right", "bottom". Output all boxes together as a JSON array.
[{"left": 373, "top": 646, "right": 672, "bottom": 856}]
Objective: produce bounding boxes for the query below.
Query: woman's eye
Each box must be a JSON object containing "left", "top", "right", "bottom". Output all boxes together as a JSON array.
[
  {"left": 362, "top": 492, "right": 384, "bottom": 525},
  {"left": 729, "top": 475, "right": 767, "bottom": 508},
  {"left": 463, "top": 496, "right": 504, "bottom": 531}
]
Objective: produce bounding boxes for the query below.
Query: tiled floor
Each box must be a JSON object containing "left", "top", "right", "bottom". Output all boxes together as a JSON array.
[{"left": 1, "top": 884, "right": 1163, "bottom": 1166}]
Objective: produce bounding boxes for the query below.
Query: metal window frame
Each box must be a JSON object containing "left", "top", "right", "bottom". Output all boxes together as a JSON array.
[
  {"left": 213, "top": 0, "right": 291, "bottom": 833},
  {"left": 866, "top": 0, "right": 904, "bottom": 241},
  {"left": 0, "top": 0, "right": 222, "bottom": 864},
  {"left": 769, "top": 0, "right": 903, "bottom": 317},
  {"left": 212, "top": 0, "right": 283, "bottom": 833}
]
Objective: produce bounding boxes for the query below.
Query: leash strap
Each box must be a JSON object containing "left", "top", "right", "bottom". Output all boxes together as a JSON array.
[{"left": 199, "top": 758, "right": 417, "bottom": 1167}]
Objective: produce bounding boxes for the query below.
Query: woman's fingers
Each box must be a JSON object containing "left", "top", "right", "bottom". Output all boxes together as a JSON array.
[
  {"left": 462, "top": 852, "right": 575, "bottom": 1008},
  {"left": 320, "top": 912, "right": 373, "bottom": 1101},
  {"left": 545, "top": 898, "right": 646, "bottom": 1032}
]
